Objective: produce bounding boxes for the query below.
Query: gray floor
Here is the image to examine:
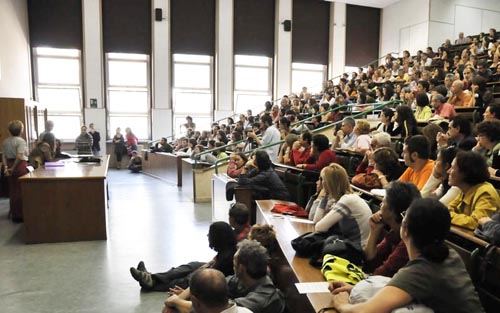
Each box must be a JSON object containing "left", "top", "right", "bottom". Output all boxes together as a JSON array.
[{"left": 0, "top": 169, "right": 215, "bottom": 313}]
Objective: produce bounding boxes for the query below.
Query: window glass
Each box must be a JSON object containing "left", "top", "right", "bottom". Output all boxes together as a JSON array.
[
  {"left": 172, "top": 54, "right": 213, "bottom": 137},
  {"left": 37, "top": 58, "right": 80, "bottom": 85},
  {"left": 37, "top": 88, "right": 81, "bottom": 112},
  {"left": 173, "top": 91, "right": 211, "bottom": 114},
  {"left": 235, "top": 67, "right": 269, "bottom": 91},
  {"left": 33, "top": 48, "right": 83, "bottom": 139},
  {"left": 234, "top": 93, "right": 272, "bottom": 114},
  {"left": 47, "top": 115, "right": 83, "bottom": 140},
  {"left": 174, "top": 64, "right": 211, "bottom": 89},
  {"left": 234, "top": 55, "right": 272, "bottom": 115},
  {"left": 106, "top": 53, "right": 150, "bottom": 140},
  {"left": 292, "top": 63, "right": 326, "bottom": 94},
  {"left": 108, "top": 61, "right": 148, "bottom": 87},
  {"left": 109, "top": 116, "right": 149, "bottom": 140},
  {"left": 108, "top": 90, "right": 148, "bottom": 113}
]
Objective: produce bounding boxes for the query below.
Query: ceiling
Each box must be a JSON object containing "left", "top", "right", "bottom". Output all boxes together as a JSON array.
[{"left": 323, "top": 0, "right": 401, "bottom": 9}]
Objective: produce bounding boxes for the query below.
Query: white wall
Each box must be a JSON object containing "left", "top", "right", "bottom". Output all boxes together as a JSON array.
[
  {"left": 380, "top": 0, "right": 430, "bottom": 57},
  {"left": 0, "top": 0, "right": 31, "bottom": 98},
  {"left": 429, "top": 0, "right": 500, "bottom": 49}
]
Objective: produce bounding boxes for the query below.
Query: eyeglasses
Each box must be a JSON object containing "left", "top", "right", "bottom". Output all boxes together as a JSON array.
[{"left": 400, "top": 210, "right": 407, "bottom": 220}]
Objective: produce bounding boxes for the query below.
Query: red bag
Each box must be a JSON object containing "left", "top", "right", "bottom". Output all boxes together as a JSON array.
[{"left": 271, "top": 203, "right": 309, "bottom": 218}]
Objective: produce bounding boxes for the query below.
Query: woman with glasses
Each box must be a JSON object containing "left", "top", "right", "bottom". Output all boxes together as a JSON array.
[{"left": 329, "top": 198, "right": 485, "bottom": 313}]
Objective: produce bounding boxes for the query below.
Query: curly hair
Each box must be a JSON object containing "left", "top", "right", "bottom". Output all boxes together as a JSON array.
[{"left": 236, "top": 239, "right": 269, "bottom": 279}]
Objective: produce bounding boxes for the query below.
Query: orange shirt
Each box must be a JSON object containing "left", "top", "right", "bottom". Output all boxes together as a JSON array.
[
  {"left": 449, "top": 91, "right": 472, "bottom": 107},
  {"left": 398, "top": 159, "right": 434, "bottom": 190}
]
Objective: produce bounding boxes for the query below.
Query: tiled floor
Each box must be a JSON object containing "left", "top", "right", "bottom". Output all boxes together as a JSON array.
[{"left": 0, "top": 169, "right": 216, "bottom": 313}]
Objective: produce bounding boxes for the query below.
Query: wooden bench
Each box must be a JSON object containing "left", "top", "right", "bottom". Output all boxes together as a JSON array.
[{"left": 256, "top": 199, "right": 335, "bottom": 313}]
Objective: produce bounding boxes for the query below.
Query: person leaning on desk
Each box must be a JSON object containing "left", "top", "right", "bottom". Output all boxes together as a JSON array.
[
  {"left": 328, "top": 198, "right": 485, "bottom": 313},
  {"left": 447, "top": 151, "right": 500, "bottom": 230}
]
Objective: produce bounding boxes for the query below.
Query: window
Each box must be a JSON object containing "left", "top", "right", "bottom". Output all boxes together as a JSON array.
[
  {"left": 172, "top": 54, "right": 213, "bottom": 135},
  {"left": 291, "top": 62, "right": 327, "bottom": 95},
  {"left": 106, "top": 53, "right": 150, "bottom": 140},
  {"left": 234, "top": 55, "right": 272, "bottom": 115},
  {"left": 33, "top": 47, "right": 83, "bottom": 140}
]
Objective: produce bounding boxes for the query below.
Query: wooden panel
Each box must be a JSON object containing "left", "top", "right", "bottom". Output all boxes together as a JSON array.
[{"left": 142, "top": 152, "right": 185, "bottom": 186}]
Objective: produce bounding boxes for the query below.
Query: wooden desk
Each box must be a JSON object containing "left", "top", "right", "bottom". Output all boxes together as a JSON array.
[
  {"left": 256, "top": 200, "right": 334, "bottom": 313},
  {"left": 19, "top": 156, "right": 109, "bottom": 244},
  {"left": 142, "top": 151, "right": 186, "bottom": 186},
  {"left": 182, "top": 159, "right": 229, "bottom": 202}
]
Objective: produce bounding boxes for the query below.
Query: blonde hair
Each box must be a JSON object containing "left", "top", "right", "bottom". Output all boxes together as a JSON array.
[
  {"left": 356, "top": 120, "right": 371, "bottom": 134},
  {"left": 7, "top": 120, "right": 24, "bottom": 136},
  {"left": 320, "top": 163, "right": 352, "bottom": 200}
]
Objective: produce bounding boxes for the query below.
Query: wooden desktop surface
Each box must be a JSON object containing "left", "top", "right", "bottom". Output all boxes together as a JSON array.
[
  {"left": 256, "top": 199, "right": 335, "bottom": 313},
  {"left": 20, "top": 156, "right": 109, "bottom": 244},
  {"left": 20, "top": 157, "right": 108, "bottom": 180}
]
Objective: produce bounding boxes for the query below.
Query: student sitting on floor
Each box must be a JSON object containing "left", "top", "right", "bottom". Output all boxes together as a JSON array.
[
  {"left": 329, "top": 198, "right": 485, "bottom": 313},
  {"left": 163, "top": 240, "right": 285, "bottom": 313},
  {"left": 229, "top": 203, "right": 251, "bottom": 241},
  {"left": 128, "top": 150, "right": 143, "bottom": 173},
  {"left": 129, "top": 221, "right": 236, "bottom": 292}
]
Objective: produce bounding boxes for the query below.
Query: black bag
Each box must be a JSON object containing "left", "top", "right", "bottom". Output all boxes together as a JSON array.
[
  {"left": 321, "top": 235, "right": 365, "bottom": 266},
  {"left": 291, "top": 232, "right": 330, "bottom": 257}
]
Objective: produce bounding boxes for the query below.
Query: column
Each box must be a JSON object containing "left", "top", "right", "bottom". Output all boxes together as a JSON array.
[
  {"left": 331, "top": 2, "right": 346, "bottom": 80},
  {"left": 274, "top": 0, "right": 292, "bottom": 99},
  {"left": 151, "top": 0, "right": 173, "bottom": 138},
  {"left": 214, "top": 0, "right": 234, "bottom": 121},
  {"left": 82, "top": 0, "right": 106, "bottom": 154}
]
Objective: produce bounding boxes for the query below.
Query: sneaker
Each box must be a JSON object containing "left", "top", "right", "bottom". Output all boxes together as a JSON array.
[
  {"left": 137, "top": 261, "right": 148, "bottom": 273},
  {"left": 130, "top": 267, "right": 153, "bottom": 288}
]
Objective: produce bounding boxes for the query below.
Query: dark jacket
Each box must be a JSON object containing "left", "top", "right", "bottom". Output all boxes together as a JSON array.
[
  {"left": 475, "top": 213, "right": 500, "bottom": 245},
  {"left": 238, "top": 168, "right": 290, "bottom": 201}
]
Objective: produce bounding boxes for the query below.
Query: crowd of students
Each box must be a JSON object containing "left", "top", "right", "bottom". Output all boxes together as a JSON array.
[{"left": 127, "top": 29, "right": 500, "bottom": 313}]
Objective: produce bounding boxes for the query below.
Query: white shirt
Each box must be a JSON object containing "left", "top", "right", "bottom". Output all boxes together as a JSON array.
[
  {"left": 261, "top": 125, "right": 281, "bottom": 162},
  {"left": 221, "top": 302, "right": 253, "bottom": 313}
]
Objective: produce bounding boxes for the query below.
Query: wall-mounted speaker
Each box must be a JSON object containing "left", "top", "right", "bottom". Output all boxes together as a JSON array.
[
  {"left": 283, "top": 20, "right": 292, "bottom": 32},
  {"left": 155, "top": 8, "right": 162, "bottom": 22}
]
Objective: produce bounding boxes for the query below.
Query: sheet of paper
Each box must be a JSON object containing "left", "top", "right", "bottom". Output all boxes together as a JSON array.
[
  {"left": 295, "top": 282, "right": 330, "bottom": 294},
  {"left": 288, "top": 217, "right": 315, "bottom": 224}
]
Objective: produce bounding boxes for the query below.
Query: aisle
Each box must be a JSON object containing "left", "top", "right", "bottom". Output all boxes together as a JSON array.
[{"left": 0, "top": 169, "right": 213, "bottom": 313}]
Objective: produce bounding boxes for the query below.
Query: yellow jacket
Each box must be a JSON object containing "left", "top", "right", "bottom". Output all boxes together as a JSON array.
[{"left": 448, "top": 182, "right": 500, "bottom": 230}]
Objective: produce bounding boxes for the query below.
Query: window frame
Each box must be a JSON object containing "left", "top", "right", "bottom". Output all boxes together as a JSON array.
[
  {"left": 172, "top": 53, "right": 214, "bottom": 136},
  {"left": 105, "top": 53, "right": 151, "bottom": 140},
  {"left": 32, "top": 47, "right": 84, "bottom": 141},
  {"left": 233, "top": 55, "right": 273, "bottom": 114},
  {"left": 291, "top": 62, "right": 328, "bottom": 95}
]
